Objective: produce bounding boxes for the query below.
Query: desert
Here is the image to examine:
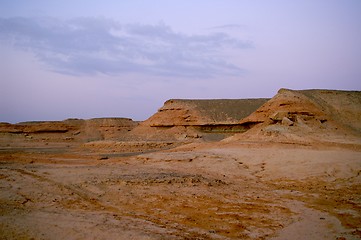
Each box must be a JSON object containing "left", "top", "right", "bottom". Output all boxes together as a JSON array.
[{"left": 1, "top": 88, "right": 361, "bottom": 240}]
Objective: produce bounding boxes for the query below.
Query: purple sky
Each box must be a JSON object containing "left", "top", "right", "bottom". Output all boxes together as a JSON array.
[{"left": 1, "top": 1, "right": 361, "bottom": 123}]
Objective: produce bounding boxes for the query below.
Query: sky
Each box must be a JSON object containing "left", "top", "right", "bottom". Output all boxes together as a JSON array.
[{"left": 1, "top": 1, "right": 361, "bottom": 123}]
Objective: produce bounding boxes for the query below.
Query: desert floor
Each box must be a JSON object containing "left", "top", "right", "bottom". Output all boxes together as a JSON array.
[{"left": 1, "top": 140, "right": 360, "bottom": 240}]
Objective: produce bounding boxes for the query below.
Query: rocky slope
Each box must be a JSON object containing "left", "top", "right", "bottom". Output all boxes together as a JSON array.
[
  {"left": 127, "top": 99, "right": 269, "bottom": 142},
  {"left": 0, "top": 118, "right": 138, "bottom": 146},
  {"left": 2, "top": 88, "right": 360, "bottom": 148},
  {"left": 228, "top": 88, "right": 361, "bottom": 145},
  {"left": 146, "top": 99, "right": 270, "bottom": 126}
]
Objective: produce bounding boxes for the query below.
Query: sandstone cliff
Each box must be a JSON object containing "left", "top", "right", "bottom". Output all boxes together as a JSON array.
[
  {"left": 146, "top": 99, "right": 269, "bottom": 127},
  {"left": 228, "top": 88, "right": 361, "bottom": 145},
  {"left": 127, "top": 98, "right": 269, "bottom": 141},
  {"left": 0, "top": 118, "right": 138, "bottom": 145}
]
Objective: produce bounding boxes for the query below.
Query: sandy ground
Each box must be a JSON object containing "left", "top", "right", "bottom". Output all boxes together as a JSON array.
[{"left": 1, "top": 140, "right": 360, "bottom": 240}]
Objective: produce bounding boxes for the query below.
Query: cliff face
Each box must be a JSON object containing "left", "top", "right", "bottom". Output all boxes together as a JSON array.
[
  {"left": 300, "top": 89, "right": 361, "bottom": 132},
  {"left": 239, "top": 89, "right": 329, "bottom": 125},
  {"left": 2, "top": 89, "right": 359, "bottom": 146},
  {"left": 82, "top": 118, "right": 138, "bottom": 140},
  {"left": 128, "top": 99, "right": 269, "bottom": 141},
  {"left": 229, "top": 89, "right": 361, "bottom": 144},
  {"left": 145, "top": 99, "right": 270, "bottom": 127},
  {"left": 0, "top": 118, "right": 138, "bottom": 144}
]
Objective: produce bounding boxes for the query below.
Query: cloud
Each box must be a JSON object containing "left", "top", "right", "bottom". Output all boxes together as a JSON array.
[
  {"left": 0, "top": 17, "right": 252, "bottom": 78},
  {"left": 209, "top": 24, "right": 247, "bottom": 30}
]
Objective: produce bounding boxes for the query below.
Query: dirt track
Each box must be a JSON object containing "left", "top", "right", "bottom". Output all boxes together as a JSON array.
[{"left": 1, "top": 141, "right": 360, "bottom": 240}]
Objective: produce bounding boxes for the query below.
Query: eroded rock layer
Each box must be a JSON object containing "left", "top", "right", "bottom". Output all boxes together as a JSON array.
[
  {"left": 128, "top": 98, "right": 269, "bottom": 141},
  {"left": 231, "top": 88, "right": 361, "bottom": 145},
  {"left": 0, "top": 118, "right": 138, "bottom": 144},
  {"left": 146, "top": 99, "right": 270, "bottom": 126}
]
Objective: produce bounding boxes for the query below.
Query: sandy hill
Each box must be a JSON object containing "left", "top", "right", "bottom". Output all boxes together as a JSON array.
[{"left": 227, "top": 88, "right": 361, "bottom": 145}]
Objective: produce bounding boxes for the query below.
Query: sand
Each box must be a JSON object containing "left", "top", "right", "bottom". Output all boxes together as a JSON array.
[
  {"left": 0, "top": 141, "right": 360, "bottom": 239},
  {"left": 1, "top": 88, "right": 360, "bottom": 239}
]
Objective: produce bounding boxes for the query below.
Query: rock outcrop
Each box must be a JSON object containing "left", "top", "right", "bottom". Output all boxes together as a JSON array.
[
  {"left": 229, "top": 89, "right": 361, "bottom": 145},
  {"left": 2, "top": 88, "right": 360, "bottom": 147},
  {"left": 146, "top": 99, "right": 270, "bottom": 126},
  {"left": 127, "top": 99, "right": 269, "bottom": 141},
  {"left": 0, "top": 118, "right": 138, "bottom": 144}
]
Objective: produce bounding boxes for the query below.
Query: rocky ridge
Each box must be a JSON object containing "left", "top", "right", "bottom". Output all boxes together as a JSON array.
[
  {"left": 127, "top": 98, "right": 269, "bottom": 142},
  {"left": 0, "top": 118, "right": 138, "bottom": 145},
  {"left": 228, "top": 88, "right": 361, "bottom": 145},
  {"left": 1, "top": 89, "right": 360, "bottom": 147}
]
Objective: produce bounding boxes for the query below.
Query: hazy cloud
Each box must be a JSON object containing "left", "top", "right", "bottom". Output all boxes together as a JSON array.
[
  {"left": 209, "top": 24, "right": 247, "bottom": 30},
  {"left": 0, "top": 17, "right": 252, "bottom": 78}
]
